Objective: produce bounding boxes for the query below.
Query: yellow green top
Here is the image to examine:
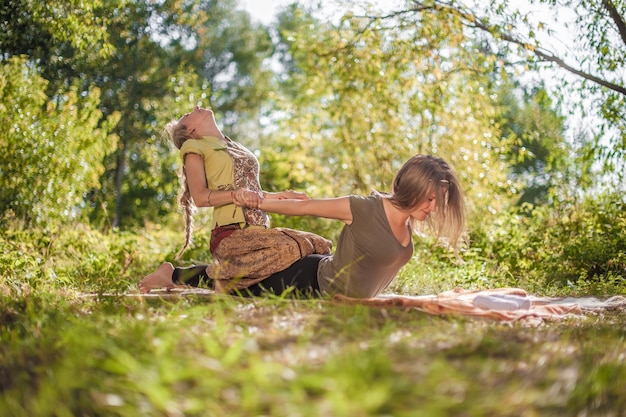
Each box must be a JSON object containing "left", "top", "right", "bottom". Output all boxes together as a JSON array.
[{"left": 180, "top": 135, "right": 269, "bottom": 229}]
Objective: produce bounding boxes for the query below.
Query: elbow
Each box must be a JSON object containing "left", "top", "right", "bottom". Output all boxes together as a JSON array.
[{"left": 191, "top": 195, "right": 208, "bottom": 208}]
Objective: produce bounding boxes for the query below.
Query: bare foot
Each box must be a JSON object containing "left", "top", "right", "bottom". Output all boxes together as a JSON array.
[{"left": 138, "top": 262, "right": 176, "bottom": 293}]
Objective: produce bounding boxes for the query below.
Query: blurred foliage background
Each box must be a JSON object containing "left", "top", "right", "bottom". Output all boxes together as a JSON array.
[{"left": 1, "top": 0, "right": 624, "bottom": 293}]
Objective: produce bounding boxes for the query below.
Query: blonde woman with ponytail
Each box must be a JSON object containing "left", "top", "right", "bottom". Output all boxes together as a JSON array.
[{"left": 232, "top": 154, "right": 466, "bottom": 298}]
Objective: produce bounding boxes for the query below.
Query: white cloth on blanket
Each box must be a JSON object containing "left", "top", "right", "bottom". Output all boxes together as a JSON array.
[
  {"left": 473, "top": 294, "right": 531, "bottom": 311},
  {"left": 529, "top": 295, "right": 626, "bottom": 311}
]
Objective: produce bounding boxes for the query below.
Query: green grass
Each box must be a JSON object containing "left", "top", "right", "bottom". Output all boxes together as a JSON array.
[
  {"left": 1, "top": 225, "right": 625, "bottom": 416},
  {"left": 1, "top": 289, "right": 625, "bottom": 416}
]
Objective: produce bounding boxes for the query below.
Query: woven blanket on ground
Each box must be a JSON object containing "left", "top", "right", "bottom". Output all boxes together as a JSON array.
[
  {"left": 333, "top": 288, "right": 626, "bottom": 323},
  {"left": 208, "top": 227, "right": 332, "bottom": 293}
]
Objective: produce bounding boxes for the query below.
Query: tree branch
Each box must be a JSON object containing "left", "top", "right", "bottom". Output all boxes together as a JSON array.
[
  {"left": 370, "top": 1, "right": 626, "bottom": 97},
  {"left": 602, "top": 0, "right": 626, "bottom": 47},
  {"left": 498, "top": 33, "right": 626, "bottom": 96}
]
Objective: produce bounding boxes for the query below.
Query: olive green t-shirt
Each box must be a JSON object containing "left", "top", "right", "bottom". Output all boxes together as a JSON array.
[
  {"left": 317, "top": 194, "right": 413, "bottom": 298},
  {"left": 180, "top": 136, "right": 269, "bottom": 229}
]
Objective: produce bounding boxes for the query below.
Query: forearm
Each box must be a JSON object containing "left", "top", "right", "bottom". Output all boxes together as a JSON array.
[
  {"left": 262, "top": 191, "right": 280, "bottom": 199},
  {"left": 259, "top": 196, "right": 352, "bottom": 222},
  {"left": 198, "top": 189, "right": 300, "bottom": 207},
  {"left": 263, "top": 190, "right": 309, "bottom": 200},
  {"left": 232, "top": 190, "right": 352, "bottom": 222},
  {"left": 259, "top": 198, "right": 314, "bottom": 216},
  {"left": 192, "top": 189, "right": 235, "bottom": 208}
]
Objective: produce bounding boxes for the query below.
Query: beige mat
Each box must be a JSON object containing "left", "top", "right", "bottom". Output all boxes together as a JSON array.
[
  {"left": 98, "top": 286, "right": 625, "bottom": 325},
  {"left": 333, "top": 288, "right": 626, "bottom": 324}
]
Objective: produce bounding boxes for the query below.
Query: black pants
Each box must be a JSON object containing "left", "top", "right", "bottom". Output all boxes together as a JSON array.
[{"left": 172, "top": 254, "right": 328, "bottom": 298}]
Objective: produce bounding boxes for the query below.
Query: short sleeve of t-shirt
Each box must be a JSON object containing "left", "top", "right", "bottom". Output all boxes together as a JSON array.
[
  {"left": 180, "top": 137, "right": 235, "bottom": 190},
  {"left": 179, "top": 137, "right": 246, "bottom": 227}
]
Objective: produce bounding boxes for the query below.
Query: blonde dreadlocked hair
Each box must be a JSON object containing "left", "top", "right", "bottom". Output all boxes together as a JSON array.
[{"left": 165, "top": 119, "right": 196, "bottom": 259}]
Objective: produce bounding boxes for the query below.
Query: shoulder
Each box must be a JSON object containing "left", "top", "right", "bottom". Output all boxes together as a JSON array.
[
  {"left": 349, "top": 195, "right": 382, "bottom": 217},
  {"left": 180, "top": 136, "right": 227, "bottom": 156},
  {"left": 349, "top": 193, "right": 382, "bottom": 209},
  {"left": 348, "top": 194, "right": 384, "bottom": 223}
]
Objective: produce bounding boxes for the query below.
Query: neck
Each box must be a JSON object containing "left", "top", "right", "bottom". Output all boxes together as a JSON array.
[
  {"left": 198, "top": 127, "right": 224, "bottom": 140},
  {"left": 383, "top": 197, "right": 410, "bottom": 228},
  {"left": 195, "top": 115, "right": 225, "bottom": 140}
]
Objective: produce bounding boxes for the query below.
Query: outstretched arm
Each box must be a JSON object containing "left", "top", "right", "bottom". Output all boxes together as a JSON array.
[
  {"left": 185, "top": 154, "right": 308, "bottom": 208},
  {"left": 263, "top": 190, "right": 309, "bottom": 200},
  {"left": 234, "top": 191, "right": 353, "bottom": 224}
]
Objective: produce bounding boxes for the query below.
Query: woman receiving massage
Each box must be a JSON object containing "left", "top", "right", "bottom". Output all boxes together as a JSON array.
[{"left": 138, "top": 106, "right": 332, "bottom": 296}]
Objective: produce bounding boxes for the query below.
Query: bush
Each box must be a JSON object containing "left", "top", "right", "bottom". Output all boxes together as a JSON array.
[
  {"left": 0, "top": 222, "right": 182, "bottom": 294},
  {"left": 472, "top": 192, "right": 626, "bottom": 295}
]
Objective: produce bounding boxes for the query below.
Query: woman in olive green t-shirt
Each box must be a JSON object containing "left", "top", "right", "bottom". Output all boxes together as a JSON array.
[{"left": 233, "top": 154, "right": 466, "bottom": 298}]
